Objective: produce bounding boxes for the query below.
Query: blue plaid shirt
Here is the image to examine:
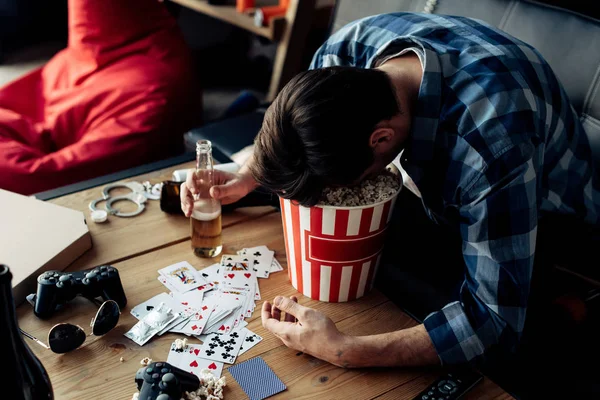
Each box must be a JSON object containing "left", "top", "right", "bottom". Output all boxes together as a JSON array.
[{"left": 309, "top": 13, "right": 600, "bottom": 365}]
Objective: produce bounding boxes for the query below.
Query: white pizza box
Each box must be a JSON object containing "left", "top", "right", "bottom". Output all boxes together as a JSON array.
[{"left": 0, "top": 189, "right": 92, "bottom": 305}]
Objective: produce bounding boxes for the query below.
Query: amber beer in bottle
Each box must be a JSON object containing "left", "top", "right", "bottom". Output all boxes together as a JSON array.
[{"left": 191, "top": 140, "right": 223, "bottom": 257}]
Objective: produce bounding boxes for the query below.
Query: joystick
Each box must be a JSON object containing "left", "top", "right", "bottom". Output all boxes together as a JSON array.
[
  {"left": 135, "top": 362, "right": 199, "bottom": 400},
  {"left": 32, "top": 265, "right": 127, "bottom": 319}
]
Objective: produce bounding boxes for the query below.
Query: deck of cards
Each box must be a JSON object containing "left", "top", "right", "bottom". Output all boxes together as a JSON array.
[{"left": 125, "top": 246, "right": 282, "bottom": 380}]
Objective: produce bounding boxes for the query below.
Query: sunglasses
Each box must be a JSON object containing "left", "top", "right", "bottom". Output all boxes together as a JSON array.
[{"left": 21, "top": 299, "right": 121, "bottom": 354}]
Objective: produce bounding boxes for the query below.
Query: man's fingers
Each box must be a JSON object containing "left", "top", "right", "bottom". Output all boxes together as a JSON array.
[
  {"left": 273, "top": 296, "right": 308, "bottom": 320},
  {"left": 262, "top": 300, "right": 296, "bottom": 339},
  {"left": 261, "top": 300, "right": 273, "bottom": 321},
  {"left": 179, "top": 183, "right": 194, "bottom": 217},
  {"left": 271, "top": 303, "right": 281, "bottom": 321},
  {"left": 210, "top": 179, "right": 242, "bottom": 201},
  {"left": 185, "top": 169, "right": 197, "bottom": 194},
  {"left": 285, "top": 296, "right": 298, "bottom": 322}
]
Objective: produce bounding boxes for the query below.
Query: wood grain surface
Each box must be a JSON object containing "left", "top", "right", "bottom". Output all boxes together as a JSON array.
[{"left": 16, "top": 163, "right": 514, "bottom": 400}]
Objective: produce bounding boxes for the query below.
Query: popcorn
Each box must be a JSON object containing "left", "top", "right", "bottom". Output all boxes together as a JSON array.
[
  {"left": 318, "top": 170, "right": 400, "bottom": 207},
  {"left": 139, "top": 357, "right": 152, "bottom": 366},
  {"left": 183, "top": 369, "right": 227, "bottom": 400},
  {"left": 175, "top": 338, "right": 188, "bottom": 350},
  {"left": 120, "top": 357, "right": 124, "bottom": 363},
  {"left": 131, "top": 393, "right": 139, "bottom": 400}
]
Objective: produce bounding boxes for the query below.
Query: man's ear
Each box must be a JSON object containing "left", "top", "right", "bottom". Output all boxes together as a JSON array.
[{"left": 369, "top": 128, "right": 394, "bottom": 153}]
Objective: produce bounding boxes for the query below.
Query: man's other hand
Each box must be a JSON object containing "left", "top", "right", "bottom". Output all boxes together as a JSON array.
[{"left": 261, "top": 296, "right": 350, "bottom": 367}]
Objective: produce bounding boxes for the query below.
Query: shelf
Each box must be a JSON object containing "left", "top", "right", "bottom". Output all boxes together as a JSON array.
[{"left": 168, "top": 0, "right": 286, "bottom": 41}]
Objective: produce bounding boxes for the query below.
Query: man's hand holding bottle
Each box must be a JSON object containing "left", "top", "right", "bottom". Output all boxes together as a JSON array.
[{"left": 180, "top": 167, "right": 258, "bottom": 218}]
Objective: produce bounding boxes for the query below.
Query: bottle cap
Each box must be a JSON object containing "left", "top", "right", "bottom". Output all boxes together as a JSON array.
[{"left": 91, "top": 210, "right": 108, "bottom": 223}]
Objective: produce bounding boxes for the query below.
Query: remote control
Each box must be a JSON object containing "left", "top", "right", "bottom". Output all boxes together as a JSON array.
[{"left": 412, "top": 368, "right": 483, "bottom": 400}]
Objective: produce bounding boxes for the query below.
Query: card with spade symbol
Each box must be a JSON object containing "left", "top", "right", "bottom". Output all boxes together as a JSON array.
[
  {"left": 198, "top": 330, "right": 248, "bottom": 364},
  {"left": 130, "top": 292, "right": 182, "bottom": 320},
  {"left": 167, "top": 343, "right": 224, "bottom": 378}
]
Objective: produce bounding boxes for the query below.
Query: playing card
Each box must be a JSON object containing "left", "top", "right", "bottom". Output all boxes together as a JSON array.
[
  {"left": 220, "top": 254, "right": 252, "bottom": 271},
  {"left": 167, "top": 343, "right": 224, "bottom": 378},
  {"left": 169, "top": 302, "right": 214, "bottom": 335},
  {"left": 198, "top": 330, "right": 247, "bottom": 364},
  {"left": 171, "top": 289, "right": 206, "bottom": 311},
  {"left": 130, "top": 292, "right": 182, "bottom": 320},
  {"left": 198, "top": 263, "right": 222, "bottom": 286},
  {"left": 181, "top": 344, "right": 224, "bottom": 378},
  {"left": 157, "top": 275, "right": 179, "bottom": 293},
  {"left": 194, "top": 320, "right": 248, "bottom": 343},
  {"left": 270, "top": 258, "right": 284, "bottom": 273},
  {"left": 240, "top": 246, "right": 274, "bottom": 278},
  {"left": 221, "top": 269, "right": 257, "bottom": 289},
  {"left": 167, "top": 341, "right": 186, "bottom": 365},
  {"left": 158, "top": 261, "right": 207, "bottom": 293},
  {"left": 237, "top": 328, "right": 263, "bottom": 356},
  {"left": 228, "top": 357, "right": 287, "bottom": 400}
]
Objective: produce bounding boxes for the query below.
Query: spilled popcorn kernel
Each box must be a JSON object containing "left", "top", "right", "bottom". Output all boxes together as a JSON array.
[
  {"left": 175, "top": 338, "right": 188, "bottom": 350},
  {"left": 139, "top": 357, "right": 152, "bottom": 366},
  {"left": 183, "top": 369, "right": 227, "bottom": 400},
  {"left": 119, "top": 357, "right": 124, "bottom": 363}
]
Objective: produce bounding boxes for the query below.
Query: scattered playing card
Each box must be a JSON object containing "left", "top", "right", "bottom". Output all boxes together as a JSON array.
[
  {"left": 181, "top": 344, "right": 224, "bottom": 378},
  {"left": 167, "top": 341, "right": 186, "bottom": 365},
  {"left": 220, "top": 255, "right": 252, "bottom": 271},
  {"left": 222, "top": 269, "right": 257, "bottom": 289},
  {"left": 158, "top": 261, "right": 207, "bottom": 293},
  {"left": 270, "top": 258, "right": 284, "bottom": 273},
  {"left": 239, "top": 246, "right": 274, "bottom": 278},
  {"left": 167, "top": 343, "right": 224, "bottom": 378},
  {"left": 198, "top": 263, "right": 222, "bottom": 286},
  {"left": 130, "top": 292, "right": 181, "bottom": 320},
  {"left": 238, "top": 328, "right": 263, "bottom": 356},
  {"left": 198, "top": 330, "right": 247, "bottom": 364},
  {"left": 228, "top": 357, "right": 287, "bottom": 400}
]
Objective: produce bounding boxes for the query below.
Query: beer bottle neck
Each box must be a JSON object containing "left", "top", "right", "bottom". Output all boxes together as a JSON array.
[{"left": 196, "top": 151, "right": 213, "bottom": 171}]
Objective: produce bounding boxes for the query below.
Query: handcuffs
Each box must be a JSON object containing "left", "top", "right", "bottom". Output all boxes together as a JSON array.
[{"left": 89, "top": 181, "right": 163, "bottom": 222}]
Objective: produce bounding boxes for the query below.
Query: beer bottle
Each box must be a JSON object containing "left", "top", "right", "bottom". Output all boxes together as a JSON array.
[
  {"left": 190, "top": 140, "right": 223, "bottom": 257},
  {"left": 1, "top": 265, "right": 54, "bottom": 399}
]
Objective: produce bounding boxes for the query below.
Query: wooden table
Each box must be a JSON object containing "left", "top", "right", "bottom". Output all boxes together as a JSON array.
[{"left": 16, "top": 161, "right": 514, "bottom": 400}]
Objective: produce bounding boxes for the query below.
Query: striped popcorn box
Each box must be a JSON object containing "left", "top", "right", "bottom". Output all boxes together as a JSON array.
[{"left": 279, "top": 172, "right": 402, "bottom": 303}]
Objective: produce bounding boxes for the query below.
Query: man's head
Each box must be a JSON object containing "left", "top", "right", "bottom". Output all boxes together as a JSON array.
[{"left": 250, "top": 66, "right": 410, "bottom": 206}]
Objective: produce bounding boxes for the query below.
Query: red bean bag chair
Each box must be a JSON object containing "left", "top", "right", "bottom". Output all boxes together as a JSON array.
[{"left": 0, "top": 0, "right": 200, "bottom": 195}]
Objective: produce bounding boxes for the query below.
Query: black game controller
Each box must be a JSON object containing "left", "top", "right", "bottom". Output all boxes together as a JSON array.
[
  {"left": 33, "top": 265, "right": 127, "bottom": 319},
  {"left": 135, "top": 362, "right": 200, "bottom": 400}
]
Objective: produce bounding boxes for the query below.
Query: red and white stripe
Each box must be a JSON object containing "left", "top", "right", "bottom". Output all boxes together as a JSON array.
[{"left": 280, "top": 195, "right": 398, "bottom": 302}]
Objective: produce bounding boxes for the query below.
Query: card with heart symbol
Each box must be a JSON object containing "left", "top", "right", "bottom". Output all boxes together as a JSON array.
[
  {"left": 221, "top": 269, "right": 257, "bottom": 289},
  {"left": 198, "top": 330, "right": 248, "bottom": 364},
  {"left": 167, "top": 343, "right": 224, "bottom": 378}
]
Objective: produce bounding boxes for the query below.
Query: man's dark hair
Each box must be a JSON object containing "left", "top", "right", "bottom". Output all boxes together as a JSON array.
[{"left": 249, "top": 66, "right": 400, "bottom": 206}]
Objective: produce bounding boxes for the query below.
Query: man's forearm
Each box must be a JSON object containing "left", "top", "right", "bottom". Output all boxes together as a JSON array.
[{"left": 333, "top": 324, "right": 440, "bottom": 368}]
